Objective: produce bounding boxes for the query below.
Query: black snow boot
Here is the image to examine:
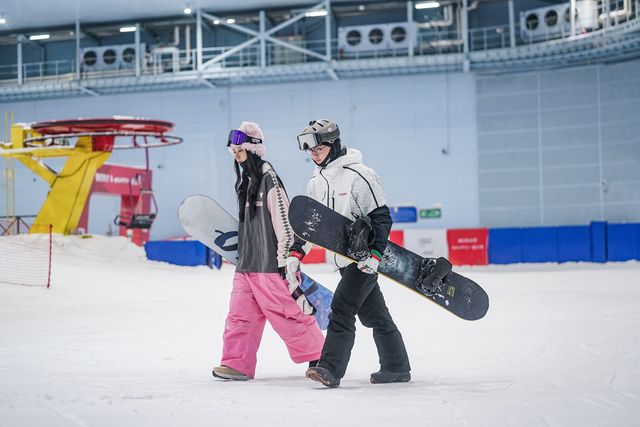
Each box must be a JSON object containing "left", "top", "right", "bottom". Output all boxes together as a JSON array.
[
  {"left": 307, "top": 366, "right": 340, "bottom": 388},
  {"left": 370, "top": 370, "right": 411, "bottom": 384}
]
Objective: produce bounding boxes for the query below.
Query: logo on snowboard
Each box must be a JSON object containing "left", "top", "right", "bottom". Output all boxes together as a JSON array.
[{"left": 214, "top": 230, "right": 239, "bottom": 252}]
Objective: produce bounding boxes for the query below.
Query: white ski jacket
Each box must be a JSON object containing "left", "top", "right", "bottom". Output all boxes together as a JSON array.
[{"left": 304, "top": 147, "right": 388, "bottom": 269}]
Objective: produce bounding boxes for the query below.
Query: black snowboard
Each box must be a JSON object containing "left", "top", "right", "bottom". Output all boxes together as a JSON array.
[{"left": 288, "top": 196, "right": 489, "bottom": 321}]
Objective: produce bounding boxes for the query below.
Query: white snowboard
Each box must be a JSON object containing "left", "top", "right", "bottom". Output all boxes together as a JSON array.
[{"left": 178, "top": 194, "right": 333, "bottom": 329}]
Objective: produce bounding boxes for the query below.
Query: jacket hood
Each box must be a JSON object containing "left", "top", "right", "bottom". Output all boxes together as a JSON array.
[{"left": 314, "top": 147, "right": 362, "bottom": 177}]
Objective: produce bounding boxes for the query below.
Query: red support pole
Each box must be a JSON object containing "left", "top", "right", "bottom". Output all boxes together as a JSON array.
[{"left": 47, "top": 224, "right": 52, "bottom": 289}]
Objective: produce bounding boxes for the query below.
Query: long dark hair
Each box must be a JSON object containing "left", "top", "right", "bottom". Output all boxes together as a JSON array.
[{"left": 234, "top": 151, "right": 287, "bottom": 222}]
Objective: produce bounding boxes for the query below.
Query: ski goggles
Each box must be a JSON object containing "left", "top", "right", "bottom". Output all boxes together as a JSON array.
[
  {"left": 297, "top": 127, "right": 340, "bottom": 150},
  {"left": 297, "top": 133, "right": 323, "bottom": 151},
  {"left": 227, "top": 129, "right": 262, "bottom": 147}
]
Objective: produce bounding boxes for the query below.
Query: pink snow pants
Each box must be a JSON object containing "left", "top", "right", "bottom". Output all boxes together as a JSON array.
[{"left": 220, "top": 272, "right": 324, "bottom": 379}]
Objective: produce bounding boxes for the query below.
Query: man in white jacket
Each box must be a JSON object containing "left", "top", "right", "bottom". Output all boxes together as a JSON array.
[{"left": 286, "top": 119, "right": 411, "bottom": 388}]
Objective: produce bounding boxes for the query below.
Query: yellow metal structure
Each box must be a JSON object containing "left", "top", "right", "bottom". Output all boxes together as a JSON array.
[{"left": 1, "top": 124, "right": 111, "bottom": 235}]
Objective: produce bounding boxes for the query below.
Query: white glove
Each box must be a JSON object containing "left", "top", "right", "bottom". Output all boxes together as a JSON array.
[
  {"left": 285, "top": 251, "right": 303, "bottom": 285},
  {"left": 287, "top": 280, "right": 317, "bottom": 315},
  {"left": 357, "top": 250, "right": 382, "bottom": 275},
  {"left": 284, "top": 251, "right": 316, "bottom": 315}
]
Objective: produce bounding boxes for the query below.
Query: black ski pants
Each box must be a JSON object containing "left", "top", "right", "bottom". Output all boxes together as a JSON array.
[{"left": 319, "top": 263, "right": 411, "bottom": 379}]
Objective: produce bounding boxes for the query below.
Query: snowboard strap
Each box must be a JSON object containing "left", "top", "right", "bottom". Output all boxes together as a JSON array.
[
  {"left": 303, "top": 282, "right": 319, "bottom": 296},
  {"left": 417, "top": 257, "right": 452, "bottom": 295},
  {"left": 346, "top": 216, "right": 375, "bottom": 261}
]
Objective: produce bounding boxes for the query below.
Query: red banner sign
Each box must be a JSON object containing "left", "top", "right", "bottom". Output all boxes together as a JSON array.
[
  {"left": 447, "top": 228, "right": 488, "bottom": 266},
  {"left": 92, "top": 163, "right": 149, "bottom": 195}
]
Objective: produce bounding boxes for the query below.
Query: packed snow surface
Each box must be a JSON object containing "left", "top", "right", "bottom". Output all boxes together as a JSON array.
[{"left": 1, "top": 235, "right": 639, "bottom": 426}]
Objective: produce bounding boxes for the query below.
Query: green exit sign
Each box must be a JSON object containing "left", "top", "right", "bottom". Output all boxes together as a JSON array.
[{"left": 420, "top": 208, "right": 441, "bottom": 219}]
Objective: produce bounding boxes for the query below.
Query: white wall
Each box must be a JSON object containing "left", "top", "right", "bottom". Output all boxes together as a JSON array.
[
  {"left": 1, "top": 72, "right": 479, "bottom": 239},
  {"left": 476, "top": 59, "right": 640, "bottom": 227}
]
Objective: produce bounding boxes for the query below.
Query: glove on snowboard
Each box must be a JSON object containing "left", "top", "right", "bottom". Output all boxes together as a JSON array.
[
  {"left": 285, "top": 251, "right": 302, "bottom": 286},
  {"left": 346, "top": 216, "right": 375, "bottom": 261},
  {"left": 357, "top": 250, "right": 382, "bottom": 275},
  {"left": 288, "top": 280, "right": 317, "bottom": 316},
  {"left": 284, "top": 251, "right": 317, "bottom": 315}
]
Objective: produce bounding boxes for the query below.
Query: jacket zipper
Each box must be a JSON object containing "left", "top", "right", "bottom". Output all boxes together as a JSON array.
[{"left": 319, "top": 169, "right": 332, "bottom": 208}]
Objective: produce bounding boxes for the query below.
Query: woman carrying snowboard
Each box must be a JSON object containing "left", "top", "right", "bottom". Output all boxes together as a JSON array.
[{"left": 212, "top": 121, "right": 324, "bottom": 381}]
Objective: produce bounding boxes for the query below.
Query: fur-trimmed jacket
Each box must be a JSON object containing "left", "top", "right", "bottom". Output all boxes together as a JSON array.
[{"left": 236, "top": 162, "right": 294, "bottom": 274}]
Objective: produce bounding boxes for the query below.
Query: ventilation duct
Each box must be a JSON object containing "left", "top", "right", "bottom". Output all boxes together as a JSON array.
[
  {"left": 338, "top": 22, "right": 418, "bottom": 58},
  {"left": 81, "top": 44, "right": 146, "bottom": 72},
  {"left": 520, "top": 1, "right": 598, "bottom": 41}
]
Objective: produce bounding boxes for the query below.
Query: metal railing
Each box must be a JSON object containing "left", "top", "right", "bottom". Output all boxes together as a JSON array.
[{"left": 1, "top": 1, "right": 638, "bottom": 85}]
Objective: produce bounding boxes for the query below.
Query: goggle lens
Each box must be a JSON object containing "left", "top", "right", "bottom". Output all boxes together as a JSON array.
[
  {"left": 228, "top": 130, "right": 247, "bottom": 146},
  {"left": 297, "top": 133, "right": 321, "bottom": 150}
]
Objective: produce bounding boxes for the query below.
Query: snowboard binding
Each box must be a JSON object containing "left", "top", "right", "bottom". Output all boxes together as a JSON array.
[
  {"left": 416, "top": 257, "right": 452, "bottom": 296},
  {"left": 346, "top": 216, "right": 375, "bottom": 261}
]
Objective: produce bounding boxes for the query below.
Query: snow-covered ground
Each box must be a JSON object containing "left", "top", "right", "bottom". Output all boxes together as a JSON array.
[{"left": 1, "top": 234, "right": 639, "bottom": 427}]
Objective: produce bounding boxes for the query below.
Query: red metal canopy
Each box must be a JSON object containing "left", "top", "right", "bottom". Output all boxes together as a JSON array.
[{"left": 32, "top": 118, "right": 174, "bottom": 135}]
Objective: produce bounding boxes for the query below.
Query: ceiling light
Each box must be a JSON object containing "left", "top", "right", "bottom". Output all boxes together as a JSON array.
[
  {"left": 305, "top": 10, "right": 328, "bottom": 17},
  {"left": 213, "top": 19, "right": 220, "bottom": 25},
  {"left": 0, "top": 17, "right": 5, "bottom": 25},
  {"left": 120, "top": 26, "right": 136, "bottom": 32},
  {"left": 226, "top": 18, "right": 236, "bottom": 24},
  {"left": 29, "top": 34, "right": 50, "bottom": 40},
  {"left": 184, "top": 7, "right": 192, "bottom": 14},
  {"left": 415, "top": 1, "right": 440, "bottom": 9},
  {"left": 358, "top": 5, "right": 365, "bottom": 11}
]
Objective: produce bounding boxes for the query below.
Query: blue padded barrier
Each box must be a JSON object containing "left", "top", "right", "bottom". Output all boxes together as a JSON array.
[
  {"left": 607, "top": 223, "right": 639, "bottom": 262},
  {"left": 557, "top": 226, "right": 592, "bottom": 263},
  {"left": 590, "top": 221, "right": 607, "bottom": 263},
  {"left": 145, "top": 240, "right": 219, "bottom": 267},
  {"left": 489, "top": 225, "right": 593, "bottom": 264},
  {"left": 522, "top": 227, "right": 558, "bottom": 263},
  {"left": 488, "top": 228, "right": 522, "bottom": 264}
]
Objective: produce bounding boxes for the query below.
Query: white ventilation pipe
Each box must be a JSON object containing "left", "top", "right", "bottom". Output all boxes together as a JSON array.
[
  {"left": 417, "top": 1, "right": 477, "bottom": 32},
  {"left": 599, "top": 0, "right": 632, "bottom": 23},
  {"left": 180, "top": 25, "right": 191, "bottom": 66},
  {"left": 164, "top": 27, "right": 181, "bottom": 47},
  {"left": 152, "top": 26, "right": 192, "bottom": 68},
  {"left": 421, "top": 2, "right": 477, "bottom": 48},
  {"left": 418, "top": 4, "right": 454, "bottom": 29}
]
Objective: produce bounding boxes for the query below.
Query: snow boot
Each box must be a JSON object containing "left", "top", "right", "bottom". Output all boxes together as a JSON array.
[
  {"left": 370, "top": 370, "right": 411, "bottom": 384},
  {"left": 212, "top": 366, "right": 250, "bottom": 381},
  {"left": 307, "top": 366, "right": 340, "bottom": 388}
]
